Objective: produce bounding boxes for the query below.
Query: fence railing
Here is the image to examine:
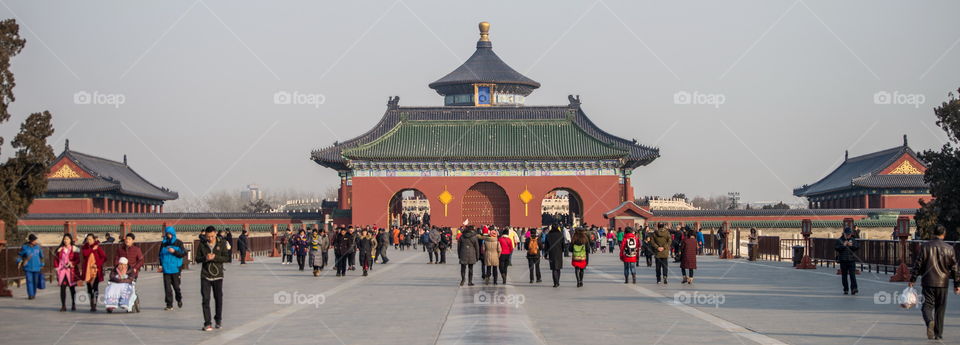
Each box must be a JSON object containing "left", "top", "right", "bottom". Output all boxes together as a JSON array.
[{"left": 747, "top": 236, "right": 960, "bottom": 274}]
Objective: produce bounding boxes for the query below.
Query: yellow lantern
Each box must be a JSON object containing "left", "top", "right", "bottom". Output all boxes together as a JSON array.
[
  {"left": 438, "top": 186, "right": 453, "bottom": 217},
  {"left": 519, "top": 187, "right": 533, "bottom": 217}
]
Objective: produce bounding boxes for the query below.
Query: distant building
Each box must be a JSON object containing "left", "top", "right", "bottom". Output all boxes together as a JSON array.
[
  {"left": 274, "top": 199, "right": 335, "bottom": 213},
  {"left": 28, "top": 142, "right": 178, "bottom": 214},
  {"left": 541, "top": 194, "right": 569, "bottom": 215},
  {"left": 241, "top": 184, "right": 263, "bottom": 202},
  {"left": 645, "top": 198, "right": 701, "bottom": 211},
  {"left": 311, "top": 22, "right": 659, "bottom": 228},
  {"left": 794, "top": 136, "right": 931, "bottom": 209}
]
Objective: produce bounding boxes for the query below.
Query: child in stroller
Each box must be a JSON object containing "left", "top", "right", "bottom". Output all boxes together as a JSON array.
[{"left": 105, "top": 257, "right": 140, "bottom": 313}]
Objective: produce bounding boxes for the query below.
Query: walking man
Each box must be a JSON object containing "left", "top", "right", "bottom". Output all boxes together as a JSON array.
[
  {"left": 376, "top": 228, "right": 389, "bottom": 264},
  {"left": 159, "top": 226, "right": 185, "bottom": 310},
  {"left": 909, "top": 225, "right": 959, "bottom": 340},
  {"left": 544, "top": 225, "right": 565, "bottom": 288},
  {"left": 835, "top": 228, "right": 860, "bottom": 295},
  {"left": 237, "top": 230, "right": 249, "bottom": 265},
  {"left": 651, "top": 223, "right": 672, "bottom": 285},
  {"left": 196, "top": 226, "right": 229, "bottom": 331}
]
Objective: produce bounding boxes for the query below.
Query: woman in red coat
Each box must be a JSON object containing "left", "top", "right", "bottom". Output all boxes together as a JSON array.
[
  {"left": 680, "top": 228, "right": 699, "bottom": 284},
  {"left": 80, "top": 234, "right": 107, "bottom": 312}
]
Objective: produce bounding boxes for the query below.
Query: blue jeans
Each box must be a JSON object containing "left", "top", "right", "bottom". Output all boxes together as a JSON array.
[
  {"left": 25, "top": 271, "right": 44, "bottom": 297},
  {"left": 623, "top": 262, "right": 636, "bottom": 278}
]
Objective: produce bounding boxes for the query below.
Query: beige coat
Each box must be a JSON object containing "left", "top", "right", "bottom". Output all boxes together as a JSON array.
[{"left": 483, "top": 237, "right": 502, "bottom": 266}]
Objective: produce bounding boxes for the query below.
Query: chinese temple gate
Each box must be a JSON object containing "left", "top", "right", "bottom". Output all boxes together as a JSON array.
[{"left": 312, "top": 22, "right": 659, "bottom": 228}]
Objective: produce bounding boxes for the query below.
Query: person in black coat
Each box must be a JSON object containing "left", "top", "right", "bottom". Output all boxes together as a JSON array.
[
  {"left": 544, "top": 225, "right": 566, "bottom": 288},
  {"left": 333, "top": 228, "right": 354, "bottom": 277},
  {"left": 376, "top": 228, "right": 389, "bottom": 264},
  {"left": 237, "top": 230, "right": 249, "bottom": 264},
  {"left": 835, "top": 228, "right": 860, "bottom": 295}
]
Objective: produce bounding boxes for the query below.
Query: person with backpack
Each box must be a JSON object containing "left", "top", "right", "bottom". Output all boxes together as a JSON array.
[
  {"left": 570, "top": 229, "right": 590, "bottom": 288},
  {"left": 159, "top": 226, "right": 186, "bottom": 310},
  {"left": 544, "top": 225, "right": 565, "bottom": 287},
  {"left": 438, "top": 228, "right": 451, "bottom": 264},
  {"left": 620, "top": 228, "right": 639, "bottom": 284},
  {"left": 525, "top": 229, "right": 542, "bottom": 284},
  {"left": 680, "top": 228, "right": 699, "bottom": 284}
]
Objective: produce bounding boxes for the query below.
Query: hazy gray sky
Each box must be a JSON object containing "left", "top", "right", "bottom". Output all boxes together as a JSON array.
[{"left": 2, "top": 0, "right": 958, "bottom": 206}]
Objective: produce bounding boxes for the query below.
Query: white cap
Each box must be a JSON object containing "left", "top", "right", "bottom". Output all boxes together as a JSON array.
[{"left": 118, "top": 257, "right": 129, "bottom": 265}]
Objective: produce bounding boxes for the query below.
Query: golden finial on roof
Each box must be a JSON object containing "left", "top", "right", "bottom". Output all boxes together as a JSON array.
[{"left": 479, "top": 21, "right": 490, "bottom": 42}]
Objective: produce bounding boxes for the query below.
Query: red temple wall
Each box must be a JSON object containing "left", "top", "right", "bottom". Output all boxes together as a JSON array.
[
  {"left": 881, "top": 195, "right": 930, "bottom": 209},
  {"left": 349, "top": 175, "right": 625, "bottom": 228},
  {"left": 28, "top": 198, "right": 93, "bottom": 214}
]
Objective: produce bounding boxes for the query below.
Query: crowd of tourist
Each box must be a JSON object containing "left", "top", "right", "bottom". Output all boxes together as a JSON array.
[{"left": 11, "top": 221, "right": 959, "bottom": 340}]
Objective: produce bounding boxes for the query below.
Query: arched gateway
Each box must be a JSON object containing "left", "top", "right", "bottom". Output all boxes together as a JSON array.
[
  {"left": 311, "top": 22, "right": 660, "bottom": 228},
  {"left": 461, "top": 182, "right": 509, "bottom": 227}
]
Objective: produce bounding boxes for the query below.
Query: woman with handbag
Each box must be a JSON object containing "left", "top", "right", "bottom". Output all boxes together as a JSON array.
[
  {"left": 16, "top": 234, "right": 44, "bottom": 299},
  {"left": 81, "top": 233, "right": 106, "bottom": 312},
  {"left": 55, "top": 234, "right": 81, "bottom": 311}
]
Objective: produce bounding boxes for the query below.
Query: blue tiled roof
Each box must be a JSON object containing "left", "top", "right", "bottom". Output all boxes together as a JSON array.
[
  {"left": 793, "top": 145, "right": 926, "bottom": 197},
  {"left": 48, "top": 150, "right": 179, "bottom": 200}
]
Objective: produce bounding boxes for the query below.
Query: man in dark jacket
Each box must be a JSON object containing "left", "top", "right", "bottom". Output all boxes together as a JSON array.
[
  {"left": 333, "top": 228, "right": 354, "bottom": 277},
  {"left": 909, "top": 225, "right": 960, "bottom": 340},
  {"left": 237, "top": 230, "right": 249, "bottom": 265},
  {"left": 116, "top": 233, "right": 144, "bottom": 276},
  {"left": 651, "top": 224, "right": 672, "bottom": 285},
  {"left": 544, "top": 225, "right": 565, "bottom": 288},
  {"left": 835, "top": 228, "right": 860, "bottom": 295},
  {"left": 376, "top": 228, "right": 389, "bottom": 264},
  {"left": 196, "top": 226, "right": 230, "bottom": 331}
]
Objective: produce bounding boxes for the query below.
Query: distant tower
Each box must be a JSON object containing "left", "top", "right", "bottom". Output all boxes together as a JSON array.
[{"left": 241, "top": 184, "right": 263, "bottom": 202}]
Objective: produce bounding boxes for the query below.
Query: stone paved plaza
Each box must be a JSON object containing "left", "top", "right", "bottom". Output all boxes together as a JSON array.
[{"left": 2, "top": 247, "right": 958, "bottom": 345}]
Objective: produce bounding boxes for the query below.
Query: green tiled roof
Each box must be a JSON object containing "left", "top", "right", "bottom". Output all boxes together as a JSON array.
[{"left": 342, "top": 119, "right": 630, "bottom": 161}]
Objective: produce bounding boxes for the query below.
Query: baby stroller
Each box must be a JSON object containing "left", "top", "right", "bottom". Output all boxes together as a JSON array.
[{"left": 103, "top": 259, "right": 140, "bottom": 313}]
